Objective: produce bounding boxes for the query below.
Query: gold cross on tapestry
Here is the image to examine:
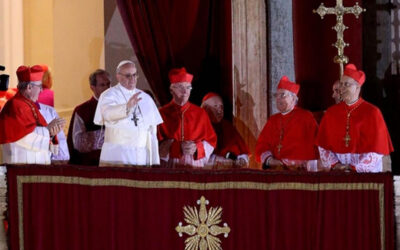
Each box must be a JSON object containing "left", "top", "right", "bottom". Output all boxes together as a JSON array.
[{"left": 313, "top": 0, "right": 366, "bottom": 77}]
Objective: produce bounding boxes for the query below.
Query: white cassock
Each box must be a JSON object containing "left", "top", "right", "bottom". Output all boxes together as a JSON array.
[
  {"left": 94, "top": 83, "right": 163, "bottom": 166},
  {"left": 38, "top": 103, "right": 70, "bottom": 161},
  {"left": 1, "top": 126, "right": 51, "bottom": 164}
]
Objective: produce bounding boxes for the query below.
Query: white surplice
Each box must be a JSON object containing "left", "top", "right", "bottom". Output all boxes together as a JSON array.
[
  {"left": 1, "top": 126, "right": 51, "bottom": 164},
  {"left": 94, "top": 83, "right": 163, "bottom": 166},
  {"left": 39, "top": 103, "right": 70, "bottom": 161}
]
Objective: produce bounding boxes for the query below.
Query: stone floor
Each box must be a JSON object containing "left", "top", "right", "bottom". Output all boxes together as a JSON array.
[{"left": 0, "top": 169, "right": 398, "bottom": 249}]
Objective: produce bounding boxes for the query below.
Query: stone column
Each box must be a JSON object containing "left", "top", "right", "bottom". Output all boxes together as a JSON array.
[
  {"left": 0, "top": 0, "right": 24, "bottom": 87},
  {"left": 232, "top": 0, "right": 267, "bottom": 168},
  {"left": 267, "top": 0, "right": 295, "bottom": 115}
]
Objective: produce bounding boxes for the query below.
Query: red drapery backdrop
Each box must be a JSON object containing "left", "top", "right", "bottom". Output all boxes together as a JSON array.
[
  {"left": 7, "top": 165, "right": 394, "bottom": 250},
  {"left": 116, "top": 0, "right": 232, "bottom": 110},
  {"left": 292, "top": 0, "right": 363, "bottom": 111}
]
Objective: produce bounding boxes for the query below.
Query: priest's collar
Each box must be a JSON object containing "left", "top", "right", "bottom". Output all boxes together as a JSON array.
[
  {"left": 117, "top": 83, "right": 136, "bottom": 95},
  {"left": 170, "top": 100, "right": 191, "bottom": 111},
  {"left": 281, "top": 106, "right": 296, "bottom": 116},
  {"left": 345, "top": 97, "right": 361, "bottom": 107}
]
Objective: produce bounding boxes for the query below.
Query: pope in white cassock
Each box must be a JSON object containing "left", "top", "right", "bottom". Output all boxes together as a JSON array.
[{"left": 94, "top": 60, "right": 163, "bottom": 166}]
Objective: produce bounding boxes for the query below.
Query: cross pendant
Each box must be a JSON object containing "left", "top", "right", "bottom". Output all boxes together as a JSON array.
[
  {"left": 343, "top": 133, "right": 351, "bottom": 147},
  {"left": 131, "top": 113, "right": 138, "bottom": 126}
]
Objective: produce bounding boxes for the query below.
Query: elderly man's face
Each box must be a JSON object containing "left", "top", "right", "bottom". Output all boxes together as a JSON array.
[
  {"left": 170, "top": 82, "right": 192, "bottom": 106},
  {"left": 117, "top": 64, "right": 138, "bottom": 90},
  {"left": 274, "top": 89, "right": 297, "bottom": 113},
  {"left": 203, "top": 96, "right": 224, "bottom": 123},
  {"left": 332, "top": 80, "right": 341, "bottom": 104},
  {"left": 26, "top": 82, "right": 42, "bottom": 102},
  {"left": 91, "top": 73, "right": 111, "bottom": 98},
  {"left": 339, "top": 75, "right": 361, "bottom": 104}
]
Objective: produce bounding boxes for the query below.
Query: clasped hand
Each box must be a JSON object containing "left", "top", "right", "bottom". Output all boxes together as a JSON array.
[
  {"left": 332, "top": 163, "right": 354, "bottom": 172},
  {"left": 159, "top": 139, "right": 173, "bottom": 157},
  {"left": 47, "top": 117, "right": 66, "bottom": 137},
  {"left": 234, "top": 158, "right": 248, "bottom": 168},
  {"left": 181, "top": 141, "right": 197, "bottom": 156}
]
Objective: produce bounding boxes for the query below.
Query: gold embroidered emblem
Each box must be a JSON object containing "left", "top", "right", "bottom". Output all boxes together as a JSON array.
[{"left": 176, "top": 196, "right": 231, "bottom": 250}]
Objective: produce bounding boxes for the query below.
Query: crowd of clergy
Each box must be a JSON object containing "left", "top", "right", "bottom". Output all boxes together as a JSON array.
[{"left": 0, "top": 61, "right": 393, "bottom": 172}]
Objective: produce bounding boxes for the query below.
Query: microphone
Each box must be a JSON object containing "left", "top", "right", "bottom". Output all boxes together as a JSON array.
[{"left": 0, "top": 65, "right": 5, "bottom": 71}]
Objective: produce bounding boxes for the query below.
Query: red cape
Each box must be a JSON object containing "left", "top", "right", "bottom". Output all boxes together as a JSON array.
[
  {"left": 0, "top": 92, "right": 48, "bottom": 143},
  {"left": 212, "top": 119, "right": 249, "bottom": 157},
  {"left": 255, "top": 107, "right": 319, "bottom": 162},
  {"left": 158, "top": 101, "right": 217, "bottom": 159},
  {"left": 317, "top": 98, "right": 393, "bottom": 154}
]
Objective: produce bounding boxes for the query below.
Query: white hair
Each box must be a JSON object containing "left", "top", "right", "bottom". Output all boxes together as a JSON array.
[{"left": 116, "top": 60, "right": 135, "bottom": 73}]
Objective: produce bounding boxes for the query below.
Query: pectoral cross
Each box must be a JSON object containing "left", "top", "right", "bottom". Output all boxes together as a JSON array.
[
  {"left": 343, "top": 133, "right": 351, "bottom": 147},
  {"left": 313, "top": 0, "right": 365, "bottom": 77},
  {"left": 131, "top": 113, "right": 139, "bottom": 126}
]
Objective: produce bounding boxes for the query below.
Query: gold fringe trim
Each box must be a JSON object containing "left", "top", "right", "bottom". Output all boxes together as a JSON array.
[{"left": 16, "top": 175, "right": 385, "bottom": 250}]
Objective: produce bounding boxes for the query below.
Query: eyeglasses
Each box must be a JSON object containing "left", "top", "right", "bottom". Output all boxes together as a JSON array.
[
  {"left": 340, "top": 81, "right": 357, "bottom": 87},
  {"left": 172, "top": 85, "right": 193, "bottom": 92},
  {"left": 30, "top": 83, "right": 43, "bottom": 90},
  {"left": 273, "top": 92, "right": 291, "bottom": 99},
  {"left": 119, "top": 72, "right": 138, "bottom": 79}
]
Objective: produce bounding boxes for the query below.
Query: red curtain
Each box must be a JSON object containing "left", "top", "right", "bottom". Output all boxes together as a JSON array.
[
  {"left": 116, "top": 0, "right": 232, "bottom": 109},
  {"left": 292, "top": 0, "right": 363, "bottom": 111},
  {"left": 7, "top": 165, "right": 394, "bottom": 250}
]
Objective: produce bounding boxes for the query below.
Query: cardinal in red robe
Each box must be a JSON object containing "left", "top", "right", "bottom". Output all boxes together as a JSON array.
[
  {"left": 158, "top": 67, "right": 217, "bottom": 168},
  {"left": 317, "top": 64, "right": 393, "bottom": 172},
  {"left": 0, "top": 65, "right": 64, "bottom": 164},
  {"left": 201, "top": 92, "right": 249, "bottom": 168},
  {"left": 255, "top": 76, "right": 319, "bottom": 171}
]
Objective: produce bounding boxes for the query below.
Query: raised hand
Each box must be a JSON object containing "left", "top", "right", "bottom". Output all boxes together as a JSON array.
[{"left": 127, "top": 92, "right": 142, "bottom": 110}]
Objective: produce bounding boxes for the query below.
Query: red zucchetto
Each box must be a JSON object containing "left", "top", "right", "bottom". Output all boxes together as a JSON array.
[
  {"left": 168, "top": 67, "right": 193, "bottom": 84},
  {"left": 343, "top": 63, "right": 365, "bottom": 85},
  {"left": 277, "top": 76, "right": 300, "bottom": 95},
  {"left": 202, "top": 92, "right": 219, "bottom": 103},
  {"left": 16, "top": 65, "right": 44, "bottom": 83}
]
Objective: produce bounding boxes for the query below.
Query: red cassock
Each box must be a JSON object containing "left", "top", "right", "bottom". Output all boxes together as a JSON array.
[
  {"left": 317, "top": 98, "right": 393, "bottom": 154},
  {"left": 255, "top": 107, "right": 318, "bottom": 162},
  {"left": 158, "top": 101, "right": 217, "bottom": 159},
  {"left": 0, "top": 92, "right": 48, "bottom": 144},
  {"left": 212, "top": 119, "right": 249, "bottom": 157}
]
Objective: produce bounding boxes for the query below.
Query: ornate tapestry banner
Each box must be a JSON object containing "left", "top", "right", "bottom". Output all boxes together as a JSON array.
[{"left": 6, "top": 165, "right": 394, "bottom": 250}]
